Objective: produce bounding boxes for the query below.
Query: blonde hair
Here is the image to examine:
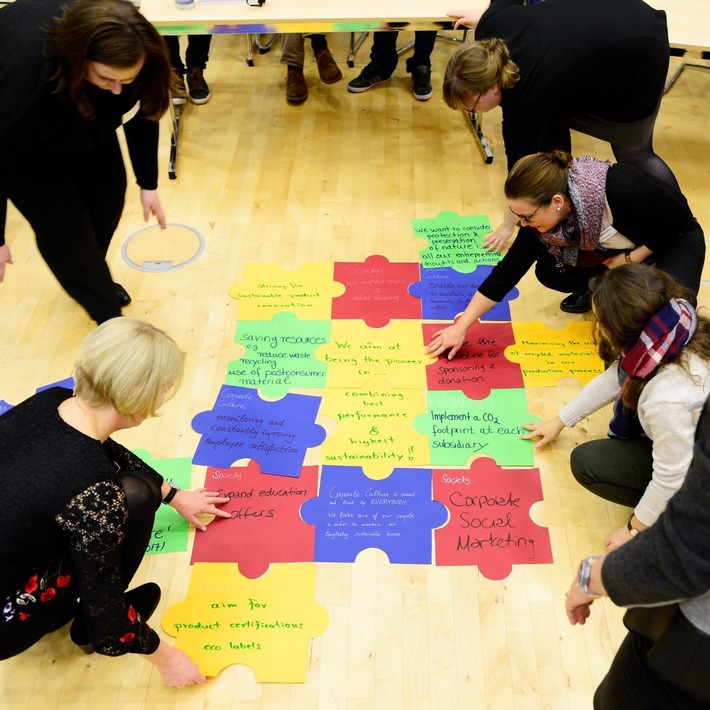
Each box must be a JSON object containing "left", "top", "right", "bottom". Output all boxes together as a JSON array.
[
  {"left": 443, "top": 39, "right": 519, "bottom": 110},
  {"left": 73, "top": 317, "right": 185, "bottom": 418}
]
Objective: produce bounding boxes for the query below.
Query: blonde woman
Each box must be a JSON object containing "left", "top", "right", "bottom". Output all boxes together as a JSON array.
[{"left": 0, "top": 318, "right": 229, "bottom": 687}]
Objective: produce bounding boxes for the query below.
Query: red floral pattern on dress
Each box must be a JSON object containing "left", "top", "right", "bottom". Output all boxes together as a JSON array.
[
  {"left": 25, "top": 575, "right": 38, "bottom": 595},
  {"left": 56, "top": 575, "right": 71, "bottom": 588},
  {"left": 119, "top": 632, "right": 136, "bottom": 643},
  {"left": 40, "top": 588, "right": 56, "bottom": 602},
  {"left": 127, "top": 605, "right": 137, "bottom": 623}
]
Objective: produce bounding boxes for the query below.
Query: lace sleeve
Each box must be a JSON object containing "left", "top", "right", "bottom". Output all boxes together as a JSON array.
[
  {"left": 103, "top": 439, "right": 163, "bottom": 488},
  {"left": 56, "top": 480, "right": 160, "bottom": 656}
]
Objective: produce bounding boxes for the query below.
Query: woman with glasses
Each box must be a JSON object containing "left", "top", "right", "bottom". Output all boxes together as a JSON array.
[
  {"left": 426, "top": 151, "right": 704, "bottom": 359},
  {"left": 443, "top": 0, "right": 676, "bottom": 252}
]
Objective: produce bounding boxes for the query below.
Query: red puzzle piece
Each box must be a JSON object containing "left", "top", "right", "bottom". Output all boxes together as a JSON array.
[
  {"left": 332, "top": 255, "right": 422, "bottom": 327},
  {"left": 423, "top": 321, "right": 523, "bottom": 400},
  {"left": 433, "top": 457, "right": 552, "bottom": 580},
  {"left": 191, "top": 461, "right": 318, "bottom": 579}
]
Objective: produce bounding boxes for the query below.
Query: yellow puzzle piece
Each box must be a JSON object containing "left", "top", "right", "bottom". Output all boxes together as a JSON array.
[
  {"left": 319, "top": 380, "right": 430, "bottom": 479},
  {"left": 228, "top": 263, "right": 344, "bottom": 320},
  {"left": 315, "top": 320, "right": 434, "bottom": 390},
  {"left": 161, "top": 562, "right": 329, "bottom": 682},
  {"left": 504, "top": 321, "right": 603, "bottom": 386}
]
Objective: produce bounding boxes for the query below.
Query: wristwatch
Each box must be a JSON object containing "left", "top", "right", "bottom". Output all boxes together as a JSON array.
[
  {"left": 624, "top": 250, "right": 632, "bottom": 263},
  {"left": 627, "top": 513, "right": 640, "bottom": 538},
  {"left": 576, "top": 555, "right": 603, "bottom": 598},
  {"left": 162, "top": 480, "right": 180, "bottom": 505}
]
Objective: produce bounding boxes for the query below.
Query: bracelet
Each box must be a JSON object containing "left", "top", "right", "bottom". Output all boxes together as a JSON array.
[
  {"left": 627, "top": 513, "right": 639, "bottom": 537},
  {"left": 576, "top": 555, "right": 604, "bottom": 598}
]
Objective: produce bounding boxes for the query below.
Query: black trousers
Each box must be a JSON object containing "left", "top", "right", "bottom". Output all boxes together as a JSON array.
[
  {"left": 594, "top": 631, "right": 710, "bottom": 709},
  {"left": 164, "top": 35, "right": 212, "bottom": 75},
  {"left": 570, "top": 436, "right": 653, "bottom": 507},
  {"left": 7, "top": 134, "right": 127, "bottom": 323},
  {"left": 533, "top": 218, "right": 705, "bottom": 304},
  {"left": 369, "top": 30, "right": 437, "bottom": 75},
  {"left": 0, "top": 472, "right": 160, "bottom": 659}
]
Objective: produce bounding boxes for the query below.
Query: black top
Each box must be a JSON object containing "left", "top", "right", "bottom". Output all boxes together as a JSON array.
[
  {"left": 0, "top": 0, "right": 160, "bottom": 245},
  {"left": 478, "top": 163, "right": 695, "bottom": 302},
  {"left": 475, "top": 0, "right": 669, "bottom": 169},
  {"left": 0, "top": 387, "right": 164, "bottom": 655}
]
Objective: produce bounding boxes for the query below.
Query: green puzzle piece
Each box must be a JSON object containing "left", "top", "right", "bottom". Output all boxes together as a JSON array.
[
  {"left": 413, "top": 389, "right": 538, "bottom": 467},
  {"left": 133, "top": 450, "right": 192, "bottom": 555},
  {"left": 229, "top": 312, "right": 330, "bottom": 398},
  {"left": 413, "top": 211, "right": 499, "bottom": 272}
]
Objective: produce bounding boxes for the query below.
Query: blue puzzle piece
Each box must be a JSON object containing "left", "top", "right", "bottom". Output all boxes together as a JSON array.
[
  {"left": 300, "top": 466, "right": 448, "bottom": 564},
  {"left": 191, "top": 385, "right": 326, "bottom": 477},
  {"left": 36, "top": 377, "right": 74, "bottom": 393},
  {"left": 409, "top": 265, "right": 519, "bottom": 322},
  {"left": 0, "top": 400, "right": 13, "bottom": 416}
]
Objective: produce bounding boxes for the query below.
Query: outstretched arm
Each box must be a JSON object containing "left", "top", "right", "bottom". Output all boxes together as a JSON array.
[{"left": 426, "top": 290, "right": 497, "bottom": 359}]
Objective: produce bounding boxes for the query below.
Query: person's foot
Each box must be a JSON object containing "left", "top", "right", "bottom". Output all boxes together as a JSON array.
[
  {"left": 559, "top": 290, "right": 591, "bottom": 313},
  {"left": 315, "top": 47, "right": 342, "bottom": 84},
  {"left": 186, "top": 67, "right": 211, "bottom": 104},
  {"left": 408, "top": 64, "right": 432, "bottom": 101},
  {"left": 286, "top": 68, "right": 308, "bottom": 104},
  {"left": 172, "top": 76, "right": 187, "bottom": 105},
  {"left": 347, "top": 63, "right": 391, "bottom": 93},
  {"left": 69, "top": 583, "right": 162, "bottom": 655},
  {"left": 114, "top": 283, "right": 131, "bottom": 307}
]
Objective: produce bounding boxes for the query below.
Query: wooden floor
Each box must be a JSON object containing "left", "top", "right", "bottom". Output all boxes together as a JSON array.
[{"left": 1, "top": 32, "right": 709, "bottom": 709}]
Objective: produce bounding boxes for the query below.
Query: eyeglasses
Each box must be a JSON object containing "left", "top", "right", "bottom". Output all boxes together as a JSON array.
[
  {"left": 465, "top": 93, "right": 482, "bottom": 115},
  {"left": 508, "top": 203, "right": 543, "bottom": 224}
]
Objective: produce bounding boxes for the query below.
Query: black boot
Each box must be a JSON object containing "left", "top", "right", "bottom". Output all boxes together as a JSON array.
[
  {"left": 114, "top": 283, "right": 132, "bottom": 307},
  {"left": 559, "top": 290, "right": 591, "bottom": 314}
]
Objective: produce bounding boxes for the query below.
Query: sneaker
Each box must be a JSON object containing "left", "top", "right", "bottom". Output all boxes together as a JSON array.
[
  {"left": 315, "top": 47, "right": 342, "bottom": 84},
  {"left": 347, "top": 63, "right": 391, "bottom": 93},
  {"left": 409, "top": 64, "right": 432, "bottom": 101},
  {"left": 172, "top": 76, "right": 186, "bottom": 105},
  {"left": 286, "top": 68, "right": 308, "bottom": 104},
  {"left": 186, "top": 67, "right": 211, "bottom": 104},
  {"left": 559, "top": 290, "right": 591, "bottom": 314}
]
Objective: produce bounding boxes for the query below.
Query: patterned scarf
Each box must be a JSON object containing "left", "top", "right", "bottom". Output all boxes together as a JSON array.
[
  {"left": 536, "top": 157, "right": 611, "bottom": 267},
  {"left": 608, "top": 298, "right": 698, "bottom": 439}
]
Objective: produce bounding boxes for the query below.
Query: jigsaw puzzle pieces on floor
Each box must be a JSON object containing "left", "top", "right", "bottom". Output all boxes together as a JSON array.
[
  {"left": 433, "top": 458, "right": 552, "bottom": 580},
  {"left": 300, "top": 465, "right": 448, "bottom": 564},
  {"left": 229, "top": 312, "right": 330, "bottom": 398},
  {"left": 191, "top": 461, "right": 318, "bottom": 578},
  {"left": 162, "top": 562, "right": 328, "bottom": 682},
  {"left": 414, "top": 389, "right": 538, "bottom": 467},
  {"left": 413, "top": 211, "right": 499, "bottom": 272},
  {"left": 191, "top": 385, "right": 326, "bottom": 476},
  {"left": 505, "top": 321, "right": 603, "bottom": 385},
  {"left": 318, "top": 383, "right": 430, "bottom": 479}
]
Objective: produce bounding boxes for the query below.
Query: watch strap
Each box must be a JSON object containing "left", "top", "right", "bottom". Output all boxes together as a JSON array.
[{"left": 162, "top": 481, "right": 179, "bottom": 505}]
